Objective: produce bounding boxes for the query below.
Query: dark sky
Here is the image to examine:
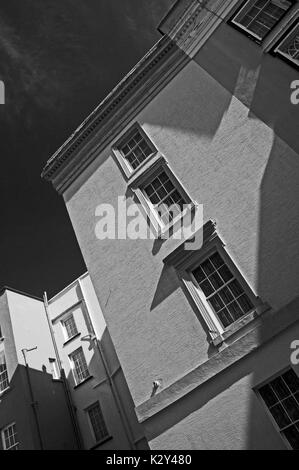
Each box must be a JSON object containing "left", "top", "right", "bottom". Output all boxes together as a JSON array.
[{"left": 0, "top": 0, "right": 175, "bottom": 298}]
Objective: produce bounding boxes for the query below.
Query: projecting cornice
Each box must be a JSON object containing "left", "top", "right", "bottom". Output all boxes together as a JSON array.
[
  {"left": 42, "top": 36, "right": 188, "bottom": 193},
  {"left": 42, "top": 0, "right": 239, "bottom": 193}
]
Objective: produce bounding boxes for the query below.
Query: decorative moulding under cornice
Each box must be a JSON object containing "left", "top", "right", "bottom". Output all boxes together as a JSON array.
[
  {"left": 41, "top": 0, "right": 240, "bottom": 193},
  {"left": 41, "top": 36, "right": 187, "bottom": 191},
  {"left": 166, "top": 0, "right": 241, "bottom": 57}
]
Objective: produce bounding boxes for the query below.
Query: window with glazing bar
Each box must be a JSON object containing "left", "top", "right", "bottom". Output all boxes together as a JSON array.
[
  {"left": 143, "top": 169, "right": 187, "bottom": 226},
  {"left": 232, "top": 0, "right": 294, "bottom": 41},
  {"left": 0, "top": 351, "right": 9, "bottom": 393},
  {"left": 274, "top": 22, "right": 299, "bottom": 65},
  {"left": 1, "top": 423, "right": 19, "bottom": 450},
  {"left": 258, "top": 368, "right": 299, "bottom": 449},
  {"left": 69, "top": 347, "right": 90, "bottom": 385},
  {"left": 191, "top": 251, "right": 254, "bottom": 328},
  {"left": 118, "top": 127, "right": 156, "bottom": 172},
  {"left": 87, "top": 402, "right": 109, "bottom": 443},
  {"left": 62, "top": 314, "right": 78, "bottom": 340}
]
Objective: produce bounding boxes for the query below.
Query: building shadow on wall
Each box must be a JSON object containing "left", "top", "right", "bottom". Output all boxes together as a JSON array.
[
  {"left": 246, "top": 130, "right": 299, "bottom": 449},
  {"left": 0, "top": 364, "right": 77, "bottom": 450},
  {"left": 146, "top": 21, "right": 299, "bottom": 448},
  {"left": 201, "top": 24, "right": 299, "bottom": 450},
  {"left": 63, "top": 18, "right": 299, "bottom": 449},
  {"left": 144, "top": 133, "right": 299, "bottom": 448},
  {"left": 68, "top": 326, "right": 149, "bottom": 450}
]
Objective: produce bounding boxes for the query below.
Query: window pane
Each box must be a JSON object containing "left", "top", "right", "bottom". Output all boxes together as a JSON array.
[
  {"left": 237, "top": 294, "right": 254, "bottom": 313},
  {"left": 235, "top": 0, "right": 292, "bottom": 40},
  {"left": 2, "top": 424, "right": 18, "bottom": 450},
  {"left": 119, "top": 129, "right": 154, "bottom": 171},
  {"left": 88, "top": 403, "right": 109, "bottom": 442},
  {"left": 157, "top": 185, "right": 167, "bottom": 200},
  {"left": 159, "top": 172, "right": 168, "bottom": 183},
  {"left": 201, "top": 259, "right": 214, "bottom": 276},
  {"left": 276, "top": 24, "right": 299, "bottom": 65},
  {"left": 227, "top": 301, "right": 244, "bottom": 321},
  {"left": 271, "top": 377, "right": 290, "bottom": 400},
  {"left": 152, "top": 178, "right": 162, "bottom": 191},
  {"left": 270, "top": 403, "right": 291, "bottom": 428},
  {"left": 192, "top": 266, "right": 205, "bottom": 283},
  {"left": 283, "top": 397, "right": 299, "bottom": 422},
  {"left": 209, "top": 252, "right": 224, "bottom": 269},
  {"left": 134, "top": 132, "right": 142, "bottom": 143},
  {"left": 209, "top": 272, "right": 224, "bottom": 290},
  {"left": 218, "top": 308, "right": 234, "bottom": 328},
  {"left": 283, "top": 369, "right": 299, "bottom": 394},
  {"left": 228, "top": 279, "right": 244, "bottom": 297},
  {"left": 218, "top": 265, "right": 233, "bottom": 283},
  {"left": 259, "top": 369, "right": 299, "bottom": 449},
  {"left": 144, "top": 171, "right": 186, "bottom": 225},
  {"left": 170, "top": 191, "right": 185, "bottom": 207},
  {"left": 70, "top": 348, "right": 89, "bottom": 384},
  {"left": 199, "top": 279, "right": 214, "bottom": 297},
  {"left": 259, "top": 384, "right": 279, "bottom": 407},
  {"left": 0, "top": 351, "right": 9, "bottom": 392},
  {"left": 164, "top": 180, "right": 174, "bottom": 193},
  {"left": 209, "top": 294, "right": 224, "bottom": 313},
  {"left": 63, "top": 315, "right": 78, "bottom": 340},
  {"left": 149, "top": 192, "right": 160, "bottom": 205},
  {"left": 218, "top": 286, "right": 234, "bottom": 305},
  {"left": 282, "top": 424, "right": 299, "bottom": 450},
  {"left": 192, "top": 251, "right": 255, "bottom": 328}
]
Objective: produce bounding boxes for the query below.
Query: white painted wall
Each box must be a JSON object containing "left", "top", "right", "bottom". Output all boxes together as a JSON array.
[{"left": 6, "top": 290, "right": 55, "bottom": 373}]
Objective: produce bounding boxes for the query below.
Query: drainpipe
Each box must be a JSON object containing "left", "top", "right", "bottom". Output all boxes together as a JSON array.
[
  {"left": 21, "top": 348, "right": 44, "bottom": 450},
  {"left": 78, "top": 278, "right": 136, "bottom": 450},
  {"left": 95, "top": 336, "right": 135, "bottom": 450},
  {"left": 43, "top": 292, "right": 83, "bottom": 450}
]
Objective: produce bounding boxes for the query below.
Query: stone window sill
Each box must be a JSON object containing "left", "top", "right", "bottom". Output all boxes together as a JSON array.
[
  {"left": 212, "top": 302, "right": 271, "bottom": 347},
  {"left": 74, "top": 375, "right": 93, "bottom": 389},
  {"left": 89, "top": 435, "right": 113, "bottom": 450},
  {"left": 0, "top": 386, "right": 11, "bottom": 398},
  {"left": 63, "top": 332, "right": 81, "bottom": 347}
]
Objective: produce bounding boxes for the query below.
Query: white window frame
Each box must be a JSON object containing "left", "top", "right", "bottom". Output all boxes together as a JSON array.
[
  {"left": 273, "top": 19, "right": 299, "bottom": 65},
  {"left": 0, "top": 350, "right": 9, "bottom": 394},
  {"left": 231, "top": 0, "right": 296, "bottom": 42},
  {"left": 61, "top": 313, "right": 79, "bottom": 342},
  {"left": 69, "top": 347, "right": 90, "bottom": 386},
  {"left": 1, "top": 423, "right": 19, "bottom": 450},
  {"left": 255, "top": 367, "right": 299, "bottom": 450},
  {"left": 129, "top": 155, "right": 195, "bottom": 237},
  {"left": 163, "top": 220, "right": 268, "bottom": 346},
  {"left": 86, "top": 401, "right": 109, "bottom": 445},
  {"left": 112, "top": 123, "right": 158, "bottom": 179},
  {"left": 113, "top": 123, "right": 195, "bottom": 238},
  {"left": 186, "top": 242, "right": 259, "bottom": 336}
]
